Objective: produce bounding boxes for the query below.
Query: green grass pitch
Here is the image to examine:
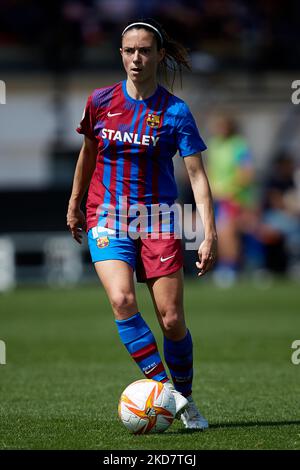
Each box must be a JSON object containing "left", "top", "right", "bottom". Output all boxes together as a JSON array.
[{"left": 0, "top": 279, "right": 300, "bottom": 450}]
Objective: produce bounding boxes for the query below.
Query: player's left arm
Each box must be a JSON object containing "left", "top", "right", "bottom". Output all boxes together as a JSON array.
[{"left": 184, "top": 153, "right": 218, "bottom": 276}]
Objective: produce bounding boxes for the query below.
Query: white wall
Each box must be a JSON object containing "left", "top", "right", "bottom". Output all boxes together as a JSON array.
[{"left": 0, "top": 72, "right": 298, "bottom": 188}]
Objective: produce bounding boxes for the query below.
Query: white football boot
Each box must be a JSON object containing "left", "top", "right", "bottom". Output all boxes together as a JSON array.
[
  {"left": 164, "top": 382, "right": 189, "bottom": 418},
  {"left": 180, "top": 395, "right": 209, "bottom": 430}
]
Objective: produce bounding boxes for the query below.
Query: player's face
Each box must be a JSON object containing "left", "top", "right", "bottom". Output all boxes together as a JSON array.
[{"left": 120, "top": 29, "right": 165, "bottom": 85}]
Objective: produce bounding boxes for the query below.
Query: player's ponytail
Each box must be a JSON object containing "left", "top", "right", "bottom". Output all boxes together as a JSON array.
[
  {"left": 159, "top": 22, "right": 191, "bottom": 90},
  {"left": 121, "top": 18, "right": 191, "bottom": 90}
]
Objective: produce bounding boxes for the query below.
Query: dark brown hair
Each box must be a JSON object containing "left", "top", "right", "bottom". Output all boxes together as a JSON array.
[{"left": 122, "top": 18, "right": 191, "bottom": 90}]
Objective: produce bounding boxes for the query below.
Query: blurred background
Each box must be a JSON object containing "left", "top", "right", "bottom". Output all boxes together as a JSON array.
[{"left": 1, "top": 0, "right": 300, "bottom": 289}]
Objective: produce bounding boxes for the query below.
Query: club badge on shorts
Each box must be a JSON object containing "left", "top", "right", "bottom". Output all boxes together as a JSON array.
[
  {"left": 96, "top": 236, "right": 110, "bottom": 248},
  {"left": 146, "top": 113, "right": 160, "bottom": 128}
]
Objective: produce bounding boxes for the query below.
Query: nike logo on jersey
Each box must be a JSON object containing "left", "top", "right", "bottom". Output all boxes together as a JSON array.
[
  {"left": 101, "top": 128, "right": 159, "bottom": 147},
  {"left": 107, "top": 111, "right": 122, "bottom": 117},
  {"left": 160, "top": 255, "right": 175, "bottom": 263}
]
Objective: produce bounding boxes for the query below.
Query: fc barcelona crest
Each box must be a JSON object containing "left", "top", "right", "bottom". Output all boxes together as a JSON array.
[
  {"left": 146, "top": 113, "right": 160, "bottom": 128},
  {"left": 97, "top": 236, "right": 110, "bottom": 248}
]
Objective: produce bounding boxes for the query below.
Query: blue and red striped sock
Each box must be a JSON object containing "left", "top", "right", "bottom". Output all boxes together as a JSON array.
[
  {"left": 164, "top": 330, "right": 193, "bottom": 397},
  {"left": 115, "top": 312, "right": 169, "bottom": 383}
]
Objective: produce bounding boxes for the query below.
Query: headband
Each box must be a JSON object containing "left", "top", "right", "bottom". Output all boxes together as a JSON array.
[{"left": 121, "top": 22, "right": 163, "bottom": 46}]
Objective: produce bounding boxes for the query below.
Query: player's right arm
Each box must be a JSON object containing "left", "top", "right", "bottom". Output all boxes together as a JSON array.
[{"left": 67, "top": 136, "right": 98, "bottom": 243}]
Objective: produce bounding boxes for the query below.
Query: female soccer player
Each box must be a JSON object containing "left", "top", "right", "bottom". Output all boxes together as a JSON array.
[{"left": 67, "top": 19, "right": 217, "bottom": 430}]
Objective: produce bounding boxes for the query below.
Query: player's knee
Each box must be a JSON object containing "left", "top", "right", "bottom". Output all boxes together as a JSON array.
[
  {"left": 161, "top": 307, "right": 184, "bottom": 332},
  {"left": 110, "top": 291, "right": 136, "bottom": 315}
]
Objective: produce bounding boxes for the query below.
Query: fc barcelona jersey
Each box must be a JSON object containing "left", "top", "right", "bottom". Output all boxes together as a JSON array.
[{"left": 77, "top": 80, "right": 207, "bottom": 232}]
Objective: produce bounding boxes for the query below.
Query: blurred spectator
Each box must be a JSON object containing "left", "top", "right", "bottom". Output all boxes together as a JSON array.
[
  {"left": 205, "top": 114, "right": 257, "bottom": 286},
  {"left": 1, "top": 0, "right": 300, "bottom": 71},
  {"left": 259, "top": 152, "right": 300, "bottom": 274}
]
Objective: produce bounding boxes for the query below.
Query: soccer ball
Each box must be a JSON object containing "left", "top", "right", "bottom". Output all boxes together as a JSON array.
[{"left": 118, "top": 379, "right": 176, "bottom": 434}]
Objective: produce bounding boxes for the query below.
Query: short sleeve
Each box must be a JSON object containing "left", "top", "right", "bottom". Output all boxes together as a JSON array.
[
  {"left": 176, "top": 102, "right": 207, "bottom": 157},
  {"left": 76, "top": 94, "right": 96, "bottom": 140}
]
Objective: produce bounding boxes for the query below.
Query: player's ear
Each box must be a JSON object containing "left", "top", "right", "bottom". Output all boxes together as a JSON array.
[
  {"left": 119, "top": 48, "right": 123, "bottom": 56},
  {"left": 158, "top": 48, "right": 165, "bottom": 63}
]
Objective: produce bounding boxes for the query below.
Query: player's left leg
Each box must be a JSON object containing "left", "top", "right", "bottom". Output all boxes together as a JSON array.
[
  {"left": 146, "top": 269, "right": 208, "bottom": 430},
  {"left": 137, "top": 236, "right": 193, "bottom": 394},
  {"left": 146, "top": 269, "right": 192, "bottom": 395}
]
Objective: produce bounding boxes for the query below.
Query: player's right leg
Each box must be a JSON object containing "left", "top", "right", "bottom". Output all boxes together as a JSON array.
[
  {"left": 94, "top": 260, "right": 170, "bottom": 383},
  {"left": 94, "top": 258, "right": 138, "bottom": 320},
  {"left": 87, "top": 229, "right": 169, "bottom": 383}
]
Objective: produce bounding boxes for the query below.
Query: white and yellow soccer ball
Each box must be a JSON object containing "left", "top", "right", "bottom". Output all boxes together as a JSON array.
[{"left": 118, "top": 379, "right": 176, "bottom": 434}]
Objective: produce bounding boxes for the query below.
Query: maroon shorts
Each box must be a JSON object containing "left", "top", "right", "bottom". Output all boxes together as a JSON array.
[
  {"left": 88, "top": 228, "right": 184, "bottom": 283},
  {"left": 135, "top": 234, "right": 184, "bottom": 283}
]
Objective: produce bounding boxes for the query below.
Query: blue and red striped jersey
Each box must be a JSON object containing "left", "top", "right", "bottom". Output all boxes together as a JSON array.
[{"left": 77, "top": 80, "right": 206, "bottom": 232}]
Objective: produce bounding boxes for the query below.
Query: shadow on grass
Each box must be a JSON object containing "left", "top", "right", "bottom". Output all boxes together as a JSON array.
[{"left": 164, "top": 420, "right": 300, "bottom": 434}]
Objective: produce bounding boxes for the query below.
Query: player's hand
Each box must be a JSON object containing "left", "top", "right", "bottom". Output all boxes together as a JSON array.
[
  {"left": 196, "top": 237, "right": 218, "bottom": 277},
  {"left": 67, "top": 204, "right": 87, "bottom": 244}
]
